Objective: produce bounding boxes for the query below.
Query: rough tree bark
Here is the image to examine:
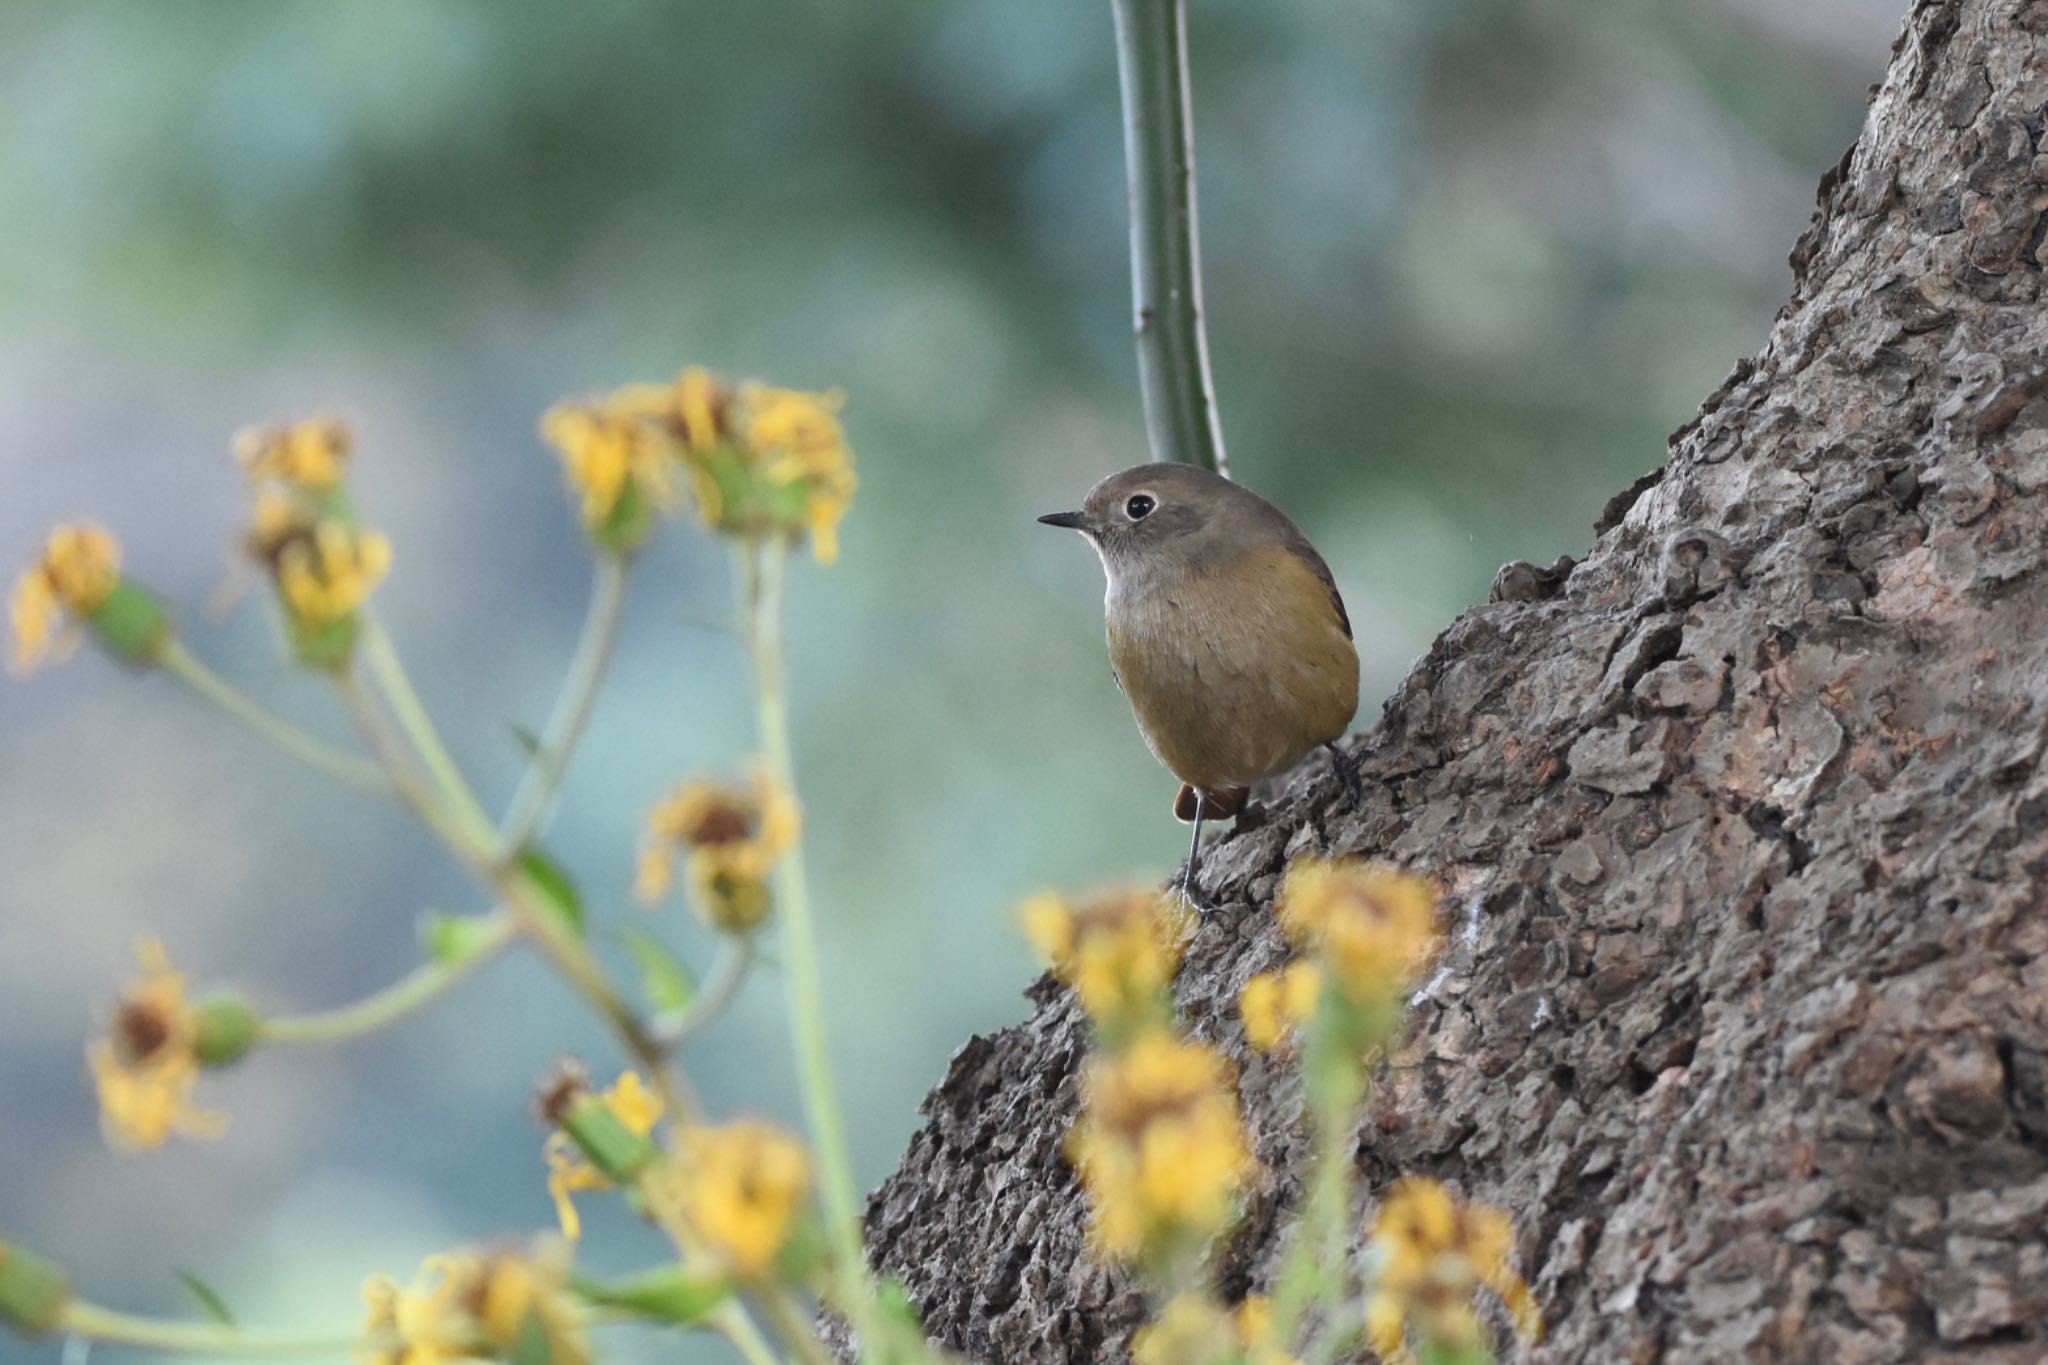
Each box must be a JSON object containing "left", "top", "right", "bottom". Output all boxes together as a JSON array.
[{"left": 861, "top": 2, "right": 2048, "bottom": 1359}]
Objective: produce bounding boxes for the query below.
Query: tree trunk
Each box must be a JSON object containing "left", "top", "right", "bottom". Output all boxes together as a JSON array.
[{"left": 861, "top": 2, "right": 2048, "bottom": 1359}]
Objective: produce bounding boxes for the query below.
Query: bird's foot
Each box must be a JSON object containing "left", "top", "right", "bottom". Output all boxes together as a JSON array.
[
  {"left": 1172, "top": 874, "right": 1226, "bottom": 917},
  {"left": 1324, "top": 740, "right": 1363, "bottom": 810}
]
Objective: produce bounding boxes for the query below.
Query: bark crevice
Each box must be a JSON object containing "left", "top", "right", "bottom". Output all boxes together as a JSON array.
[{"left": 861, "top": 3, "right": 2048, "bottom": 1360}]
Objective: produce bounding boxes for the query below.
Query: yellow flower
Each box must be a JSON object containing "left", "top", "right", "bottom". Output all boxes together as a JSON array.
[
  {"left": 9, "top": 524, "right": 120, "bottom": 674},
  {"left": 1275, "top": 859, "right": 1440, "bottom": 1003},
  {"left": 672, "top": 1120, "right": 811, "bottom": 1278},
  {"left": 635, "top": 773, "right": 798, "bottom": 933},
  {"left": 1239, "top": 961, "right": 1322, "bottom": 1053},
  {"left": 1129, "top": 1292, "right": 1300, "bottom": 1365},
  {"left": 87, "top": 941, "right": 225, "bottom": 1151},
  {"left": 544, "top": 1071, "right": 664, "bottom": 1241},
  {"left": 247, "top": 495, "right": 393, "bottom": 627},
  {"left": 1066, "top": 1030, "right": 1253, "bottom": 1261},
  {"left": 734, "top": 382, "right": 856, "bottom": 565},
  {"left": 234, "top": 417, "right": 352, "bottom": 491},
  {"left": 540, "top": 385, "right": 686, "bottom": 539},
  {"left": 1019, "top": 888, "right": 1192, "bottom": 1033},
  {"left": 1233, "top": 1295, "right": 1299, "bottom": 1365},
  {"left": 1130, "top": 1292, "right": 1230, "bottom": 1365},
  {"left": 361, "top": 1247, "right": 586, "bottom": 1365},
  {"left": 1365, "top": 1179, "right": 1541, "bottom": 1365}
]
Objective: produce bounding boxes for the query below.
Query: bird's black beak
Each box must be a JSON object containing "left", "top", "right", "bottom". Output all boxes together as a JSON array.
[{"left": 1037, "top": 510, "right": 1089, "bottom": 531}]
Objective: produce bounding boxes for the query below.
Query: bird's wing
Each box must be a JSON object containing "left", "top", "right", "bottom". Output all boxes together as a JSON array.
[{"left": 1280, "top": 529, "right": 1352, "bottom": 640}]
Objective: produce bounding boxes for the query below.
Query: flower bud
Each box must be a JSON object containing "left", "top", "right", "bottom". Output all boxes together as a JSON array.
[
  {"left": 191, "top": 994, "right": 262, "bottom": 1067},
  {"left": 0, "top": 1239, "right": 69, "bottom": 1338}
]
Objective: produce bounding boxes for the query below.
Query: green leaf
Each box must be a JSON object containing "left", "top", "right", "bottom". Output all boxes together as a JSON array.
[
  {"left": 174, "top": 1270, "right": 235, "bottom": 1326},
  {"left": 422, "top": 911, "right": 499, "bottom": 966},
  {"left": 622, "top": 927, "right": 695, "bottom": 1016},
  {"left": 575, "top": 1266, "right": 731, "bottom": 1324},
  {"left": 517, "top": 847, "right": 585, "bottom": 936}
]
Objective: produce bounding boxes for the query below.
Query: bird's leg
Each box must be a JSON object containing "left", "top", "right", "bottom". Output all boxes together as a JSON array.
[
  {"left": 1325, "top": 740, "right": 1362, "bottom": 808},
  {"left": 1180, "top": 790, "right": 1207, "bottom": 906}
]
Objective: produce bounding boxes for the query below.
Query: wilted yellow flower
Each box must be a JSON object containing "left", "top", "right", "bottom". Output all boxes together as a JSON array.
[
  {"left": 1130, "top": 1292, "right": 1230, "bottom": 1365},
  {"left": 734, "top": 382, "right": 857, "bottom": 565},
  {"left": 1129, "top": 1292, "right": 1300, "bottom": 1365},
  {"left": 247, "top": 495, "right": 393, "bottom": 628},
  {"left": 1239, "top": 961, "right": 1322, "bottom": 1053},
  {"left": 636, "top": 773, "right": 798, "bottom": 933},
  {"left": 672, "top": 1120, "right": 812, "bottom": 1278},
  {"left": 541, "top": 384, "right": 687, "bottom": 543},
  {"left": 87, "top": 941, "right": 225, "bottom": 1151},
  {"left": 1365, "top": 1179, "right": 1541, "bottom": 1364},
  {"left": 543, "top": 1070, "right": 664, "bottom": 1241},
  {"left": 1066, "top": 1030, "right": 1253, "bottom": 1260},
  {"left": 1276, "top": 859, "right": 1440, "bottom": 1003},
  {"left": 9, "top": 524, "right": 121, "bottom": 674},
  {"left": 1233, "top": 1295, "right": 1299, "bottom": 1365},
  {"left": 1019, "top": 888, "right": 1192, "bottom": 1033},
  {"left": 234, "top": 417, "right": 352, "bottom": 492},
  {"left": 361, "top": 1247, "right": 586, "bottom": 1365}
]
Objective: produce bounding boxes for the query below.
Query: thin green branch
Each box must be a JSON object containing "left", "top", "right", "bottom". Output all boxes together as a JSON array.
[
  {"left": 654, "top": 938, "right": 757, "bottom": 1048},
  {"left": 1110, "top": 0, "right": 1230, "bottom": 476},
  {"left": 498, "top": 556, "right": 632, "bottom": 857},
  {"left": 357, "top": 612, "right": 496, "bottom": 845},
  {"left": 257, "top": 913, "right": 516, "bottom": 1046},
  {"left": 156, "top": 640, "right": 393, "bottom": 795},
  {"left": 335, "top": 673, "right": 488, "bottom": 856},
  {"left": 736, "top": 539, "right": 871, "bottom": 1319},
  {"left": 55, "top": 1300, "right": 371, "bottom": 1358},
  {"left": 753, "top": 1285, "right": 838, "bottom": 1365}
]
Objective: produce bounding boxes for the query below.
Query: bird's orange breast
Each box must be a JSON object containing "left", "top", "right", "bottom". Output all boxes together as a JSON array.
[{"left": 1106, "top": 545, "right": 1358, "bottom": 793}]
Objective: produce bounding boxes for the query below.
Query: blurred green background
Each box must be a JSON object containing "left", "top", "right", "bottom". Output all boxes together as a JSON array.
[{"left": 1, "top": 0, "right": 1896, "bottom": 1359}]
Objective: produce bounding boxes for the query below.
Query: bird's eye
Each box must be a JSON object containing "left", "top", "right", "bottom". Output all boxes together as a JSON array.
[{"left": 1125, "top": 493, "right": 1157, "bottom": 520}]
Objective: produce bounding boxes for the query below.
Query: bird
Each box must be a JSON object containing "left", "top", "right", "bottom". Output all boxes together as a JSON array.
[{"left": 1039, "top": 462, "right": 1359, "bottom": 904}]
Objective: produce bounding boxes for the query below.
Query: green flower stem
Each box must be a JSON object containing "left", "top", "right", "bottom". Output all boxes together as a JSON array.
[
  {"left": 497, "top": 556, "right": 632, "bottom": 857},
  {"left": 755, "top": 1285, "right": 838, "bottom": 1365},
  {"left": 257, "top": 913, "right": 516, "bottom": 1046},
  {"left": 157, "top": 640, "right": 393, "bottom": 795},
  {"left": 357, "top": 611, "right": 496, "bottom": 845},
  {"left": 736, "top": 539, "right": 871, "bottom": 1319},
  {"left": 55, "top": 1299, "right": 372, "bottom": 1357},
  {"left": 335, "top": 674, "right": 491, "bottom": 855},
  {"left": 1110, "top": 0, "right": 1230, "bottom": 476},
  {"left": 1269, "top": 1094, "right": 1360, "bottom": 1346},
  {"left": 337, "top": 671, "right": 700, "bottom": 1119},
  {"left": 655, "top": 938, "right": 756, "bottom": 1047},
  {"left": 711, "top": 1303, "right": 783, "bottom": 1365}
]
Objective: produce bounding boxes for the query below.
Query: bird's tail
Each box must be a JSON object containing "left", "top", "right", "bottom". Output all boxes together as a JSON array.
[{"left": 1174, "top": 783, "right": 1250, "bottom": 823}]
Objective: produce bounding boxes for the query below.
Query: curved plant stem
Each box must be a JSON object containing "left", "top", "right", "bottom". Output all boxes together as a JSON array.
[
  {"left": 710, "top": 1303, "right": 782, "bottom": 1365},
  {"left": 257, "top": 913, "right": 516, "bottom": 1045},
  {"left": 157, "top": 641, "right": 393, "bottom": 795},
  {"left": 56, "top": 1300, "right": 370, "bottom": 1358},
  {"left": 1110, "top": 0, "right": 1230, "bottom": 477},
  {"left": 357, "top": 612, "right": 495, "bottom": 845},
  {"left": 498, "top": 557, "right": 632, "bottom": 856},
  {"left": 755, "top": 1287, "right": 838, "bottom": 1365},
  {"left": 335, "top": 675, "right": 485, "bottom": 855},
  {"left": 656, "top": 938, "right": 757, "bottom": 1047},
  {"left": 736, "top": 539, "right": 871, "bottom": 1320},
  {"left": 337, "top": 671, "right": 698, "bottom": 1120}
]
